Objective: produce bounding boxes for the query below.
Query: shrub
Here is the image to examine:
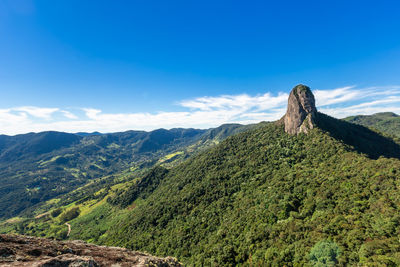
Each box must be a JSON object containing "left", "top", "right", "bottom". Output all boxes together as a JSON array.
[
  {"left": 51, "top": 208, "right": 62, "bottom": 218},
  {"left": 59, "top": 207, "right": 80, "bottom": 222},
  {"left": 309, "top": 240, "right": 340, "bottom": 266}
]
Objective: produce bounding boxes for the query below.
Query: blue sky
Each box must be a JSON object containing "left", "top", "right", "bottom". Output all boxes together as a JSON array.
[{"left": 1, "top": 0, "right": 400, "bottom": 134}]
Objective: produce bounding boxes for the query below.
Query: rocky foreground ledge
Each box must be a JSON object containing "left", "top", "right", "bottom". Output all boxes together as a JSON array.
[{"left": 0, "top": 234, "right": 182, "bottom": 267}]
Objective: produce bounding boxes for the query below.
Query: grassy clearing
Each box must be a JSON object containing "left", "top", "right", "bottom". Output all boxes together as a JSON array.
[{"left": 160, "top": 151, "right": 184, "bottom": 162}]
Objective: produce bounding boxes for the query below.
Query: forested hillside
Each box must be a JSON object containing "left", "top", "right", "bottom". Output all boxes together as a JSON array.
[
  {"left": 344, "top": 112, "right": 400, "bottom": 138},
  {"left": 98, "top": 115, "right": 400, "bottom": 266}
]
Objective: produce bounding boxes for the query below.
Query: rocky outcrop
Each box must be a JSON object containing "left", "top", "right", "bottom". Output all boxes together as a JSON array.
[
  {"left": 284, "top": 84, "right": 317, "bottom": 134},
  {"left": 0, "top": 234, "right": 182, "bottom": 267}
]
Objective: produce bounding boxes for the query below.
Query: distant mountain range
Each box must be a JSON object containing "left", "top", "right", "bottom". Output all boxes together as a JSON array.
[{"left": 0, "top": 124, "right": 253, "bottom": 219}]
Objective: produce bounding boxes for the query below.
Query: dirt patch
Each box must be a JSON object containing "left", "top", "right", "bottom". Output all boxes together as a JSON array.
[{"left": 0, "top": 234, "right": 182, "bottom": 267}]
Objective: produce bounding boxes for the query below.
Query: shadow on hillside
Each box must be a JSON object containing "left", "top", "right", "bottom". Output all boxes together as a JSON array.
[{"left": 316, "top": 112, "right": 400, "bottom": 160}]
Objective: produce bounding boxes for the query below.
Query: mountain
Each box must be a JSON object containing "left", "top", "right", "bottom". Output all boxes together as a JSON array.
[
  {"left": 102, "top": 121, "right": 400, "bottom": 266},
  {"left": 343, "top": 112, "right": 400, "bottom": 138},
  {"left": 2, "top": 85, "right": 400, "bottom": 266},
  {"left": 284, "top": 84, "right": 317, "bottom": 134},
  {"left": 96, "top": 86, "right": 400, "bottom": 265},
  {"left": 74, "top": 131, "right": 103, "bottom": 137},
  {"left": 0, "top": 131, "right": 81, "bottom": 161},
  {"left": 0, "top": 124, "right": 251, "bottom": 219}
]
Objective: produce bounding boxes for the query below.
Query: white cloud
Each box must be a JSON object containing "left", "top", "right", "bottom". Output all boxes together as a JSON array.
[
  {"left": 319, "top": 95, "right": 400, "bottom": 118},
  {"left": 0, "top": 108, "right": 28, "bottom": 123},
  {"left": 314, "top": 86, "right": 360, "bottom": 106},
  {"left": 314, "top": 86, "right": 400, "bottom": 107},
  {"left": 13, "top": 106, "right": 59, "bottom": 119},
  {"left": 0, "top": 85, "right": 399, "bottom": 135},
  {"left": 61, "top": 110, "right": 78, "bottom": 119},
  {"left": 83, "top": 108, "right": 102, "bottom": 119},
  {"left": 180, "top": 92, "right": 288, "bottom": 112}
]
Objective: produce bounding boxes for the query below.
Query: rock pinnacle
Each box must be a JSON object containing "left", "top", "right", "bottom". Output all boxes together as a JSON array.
[{"left": 284, "top": 84, "right": 317, "bottom": 135}]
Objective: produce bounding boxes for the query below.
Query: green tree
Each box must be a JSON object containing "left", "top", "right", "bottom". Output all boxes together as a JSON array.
[
  {"left": 51, "top": 207, "right": 63, "bottom": 218},
  {"left": 59, "top": 207, "right": 80, "bottom": 222},
  {"left": 309, "top": 240, "right": 340, "bottom": 266}
]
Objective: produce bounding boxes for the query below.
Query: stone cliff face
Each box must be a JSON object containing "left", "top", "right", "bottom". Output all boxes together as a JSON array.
[
  {"left": 284, "top": 84, "right": 317, "bottom": 135},
  {"left": 0, "top": 234, "right": 182, "bottom": 267}
]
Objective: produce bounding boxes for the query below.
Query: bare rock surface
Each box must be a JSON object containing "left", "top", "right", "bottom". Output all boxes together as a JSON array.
[
  {"left": 0, "top": 234, "right": 182, "bottom": 267},
  {"left": 284, "top": 84, "right": 317, "bottom": 134}
]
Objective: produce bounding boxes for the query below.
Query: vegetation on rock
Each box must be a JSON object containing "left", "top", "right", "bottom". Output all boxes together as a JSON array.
[{"left": 284, "top": 84, "right": 317, "bottom": 135}]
